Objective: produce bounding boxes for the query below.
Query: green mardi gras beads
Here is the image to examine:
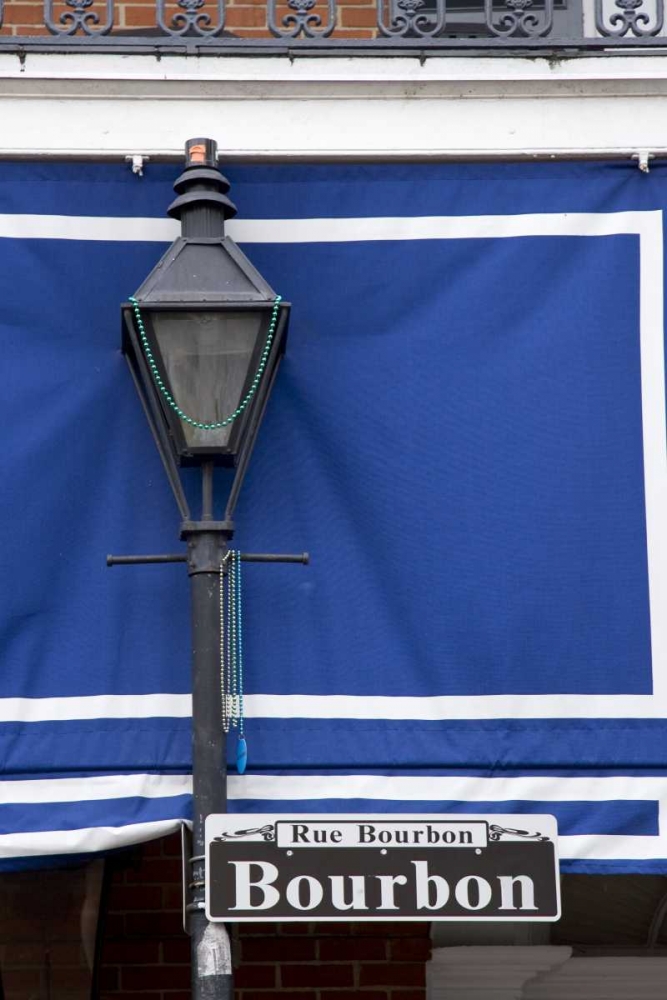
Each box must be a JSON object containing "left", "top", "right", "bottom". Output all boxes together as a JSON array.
[{"left": 129, "top": 295, "right": 282, "bottom": 431}]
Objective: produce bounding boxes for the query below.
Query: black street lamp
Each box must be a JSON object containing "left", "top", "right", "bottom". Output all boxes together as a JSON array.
[
  {"left": 110, "top": 138, "right": 306, "bottom": 1000},
  {"left": 122, "top": 136, "right": 289, "bottom": 477}
]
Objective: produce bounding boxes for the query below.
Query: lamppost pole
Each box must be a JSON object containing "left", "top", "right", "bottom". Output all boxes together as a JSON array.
[
  {"left": 165, "top": 140, "right": 240, "bottom": 995},
  {"left": 186, "top": 493, "right": 233, "bottom": 999}
]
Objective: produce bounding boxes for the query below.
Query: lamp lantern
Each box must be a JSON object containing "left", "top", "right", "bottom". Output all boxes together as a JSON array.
[{"left": 122, "top": 137, "right": 289, "bottom": 470}]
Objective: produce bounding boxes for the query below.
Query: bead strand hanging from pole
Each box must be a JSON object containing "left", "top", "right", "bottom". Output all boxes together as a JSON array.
[{"left": 220, "top": 550, "right": 247, "bottom": 774}]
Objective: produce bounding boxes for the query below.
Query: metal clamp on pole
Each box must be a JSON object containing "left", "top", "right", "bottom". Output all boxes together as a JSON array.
[
  {"left": 181, "top": 830, "right": 211, "bottom": 935},
  {"left": 181, "top": 823, "right": 197, "bottom": 936}
]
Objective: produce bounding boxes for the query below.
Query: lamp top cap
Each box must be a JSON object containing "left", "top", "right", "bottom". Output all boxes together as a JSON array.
[{"left": 184, "top": 137, "right": 218, "bottom": 169}]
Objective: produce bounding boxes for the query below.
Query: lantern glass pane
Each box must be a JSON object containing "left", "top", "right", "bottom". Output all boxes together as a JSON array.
[{"left": 151, "top": 310, "right": 264, "bottom": 451}]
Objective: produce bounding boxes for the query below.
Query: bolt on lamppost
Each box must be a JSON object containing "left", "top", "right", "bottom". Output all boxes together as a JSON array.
[{"left": 111, "top": 138, "right": 306, "bottom": 1000}]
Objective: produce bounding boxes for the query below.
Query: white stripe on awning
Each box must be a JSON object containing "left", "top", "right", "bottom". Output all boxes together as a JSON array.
[
  {"left": 0, "top": 214, "right": 178, "bottom": 242},
  {"left": 0, "top": 819, "right": 187, "bottom": 858},
  {"left": 243, "top": 693, "right": 667, "bottom": 720},
  {"left": 0, "top": 824, "right": 650, "bottom": 863},
  {"left": 4, "top": 690, "right": 667, "bottom": 721},
  {"left": 0, "top": 693, "right": 192, "bottom": 722},
  {"left": 0, "top": 774, "right": 661, "bottom": 861},
  {"left": 0, "top": 773, "right": 191, "bottom": 804},
  {"left": 227, "top": 773, "right": 667, "bottom": 803},
  {"left": 228, "top": 774, "right": 667, "bottom": 861},
  {"left": 0, "top": 210, "right": 658, "bottom": 244}
]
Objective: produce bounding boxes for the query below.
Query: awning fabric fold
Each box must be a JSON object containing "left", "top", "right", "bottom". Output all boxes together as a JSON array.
[{"left": 2, "top": 160, "right": 667, "bottom": 872}]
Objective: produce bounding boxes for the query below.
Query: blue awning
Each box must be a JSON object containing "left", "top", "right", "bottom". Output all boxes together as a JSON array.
[{"left": 2, "top": 160, "right": 667, "bottom": 872}]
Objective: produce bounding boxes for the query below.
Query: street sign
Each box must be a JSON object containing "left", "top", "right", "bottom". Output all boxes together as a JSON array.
[{"left": 205, "top": 813, "right": 560, "bottom": 922}]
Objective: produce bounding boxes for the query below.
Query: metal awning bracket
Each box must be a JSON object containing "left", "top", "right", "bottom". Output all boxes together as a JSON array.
[
  {"left": 632, "top": 151, "right": 654, "bottom": 174},
  {"left": 125, "top": 154, "right": 150, "bottom": 177}
]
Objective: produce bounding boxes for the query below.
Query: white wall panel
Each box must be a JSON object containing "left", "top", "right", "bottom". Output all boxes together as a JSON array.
[
  {"left": 427, "top": 946, "right": 572, "bottom": 1000},
  {"left": 428, "top": 948, "right": 667, "bottom": 1000},
  {"left": 2, "top": 53, "right": 667, "bottom": 160}
]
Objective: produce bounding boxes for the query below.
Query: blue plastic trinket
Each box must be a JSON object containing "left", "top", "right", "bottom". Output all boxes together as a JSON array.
[{"left": 236, "top": 737, "right": 248, "bottom": 775}]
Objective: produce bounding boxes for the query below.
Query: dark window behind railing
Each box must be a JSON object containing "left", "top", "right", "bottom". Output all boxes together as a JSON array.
[{"left": 0, "top": 0, "right": 665, "bottom": 50}]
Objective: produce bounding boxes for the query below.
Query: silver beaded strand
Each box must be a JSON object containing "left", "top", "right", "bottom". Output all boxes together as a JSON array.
[
  {"left": 220, "top": 557, "right": 230, "bottom": 734},
  {"left": 219, "top": 551, "right": 247, "bottom": 773}
]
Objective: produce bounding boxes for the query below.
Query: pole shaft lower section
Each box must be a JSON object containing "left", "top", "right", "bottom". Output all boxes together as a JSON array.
[{"left": 188, "top": 530, "right": 233, "bottom": 1000}]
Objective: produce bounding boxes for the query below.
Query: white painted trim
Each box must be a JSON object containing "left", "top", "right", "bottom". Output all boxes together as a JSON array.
[
  {"left": 3, "top": 53, "right": 667, "bottom": 159},
  {"left": 5, "top": 52, "right": 667, "bottom": 86}
]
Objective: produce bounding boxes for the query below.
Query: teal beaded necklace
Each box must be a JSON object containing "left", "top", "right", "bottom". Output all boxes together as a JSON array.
[{"left": 129, "top": 295, "right": 282, "bottom": 431}]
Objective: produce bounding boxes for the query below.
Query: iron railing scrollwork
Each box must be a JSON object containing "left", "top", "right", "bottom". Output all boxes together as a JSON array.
[
  {"left": 2, "top": 0, "right": 667, "bottom": 49},
  {"left": 268, "top": 0, "right": 335, "bottom": 38},
  {"left": 157, "top": 0, "right": 225, "bottom": 37},
  {"left": 485, "top": 0, "right": 554, "bottom": 37},
  {"left": 45, "top": 0, "right": 113, "bottom": 35},
  {"left": 378, "top": 0, "right": 446, "bottom": 38},
  {"left": 17, "top": 0, "right": 229, "bottom": 37},
  {"left": 595, "top": 0, "right": 663, "bottom": 35}
]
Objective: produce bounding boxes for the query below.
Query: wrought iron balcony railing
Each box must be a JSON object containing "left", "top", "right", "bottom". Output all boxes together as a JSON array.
[{"left": 0, "top": 0, "right": 665, "bottom": 52}]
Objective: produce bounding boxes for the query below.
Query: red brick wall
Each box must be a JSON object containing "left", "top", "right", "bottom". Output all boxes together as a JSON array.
[
  {"left": 99, "top": 833, "right": 431, "bottom": 1000},
  {"left": 236, "top": 922, "right": 431, "bottom": 999},
  {"left": 99, "top": 833, "right": 189, "bottom": 1000},
  {"left": 0, "top": 864, "right": 103, "bottom": 1000},
  {"left": 0, "top": 0, "right": 381, "bottom": 39}
]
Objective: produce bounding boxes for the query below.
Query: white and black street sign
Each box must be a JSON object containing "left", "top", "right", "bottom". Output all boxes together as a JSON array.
[{"left": 205, "top": 814, "right": 560, "bottom": 922}]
